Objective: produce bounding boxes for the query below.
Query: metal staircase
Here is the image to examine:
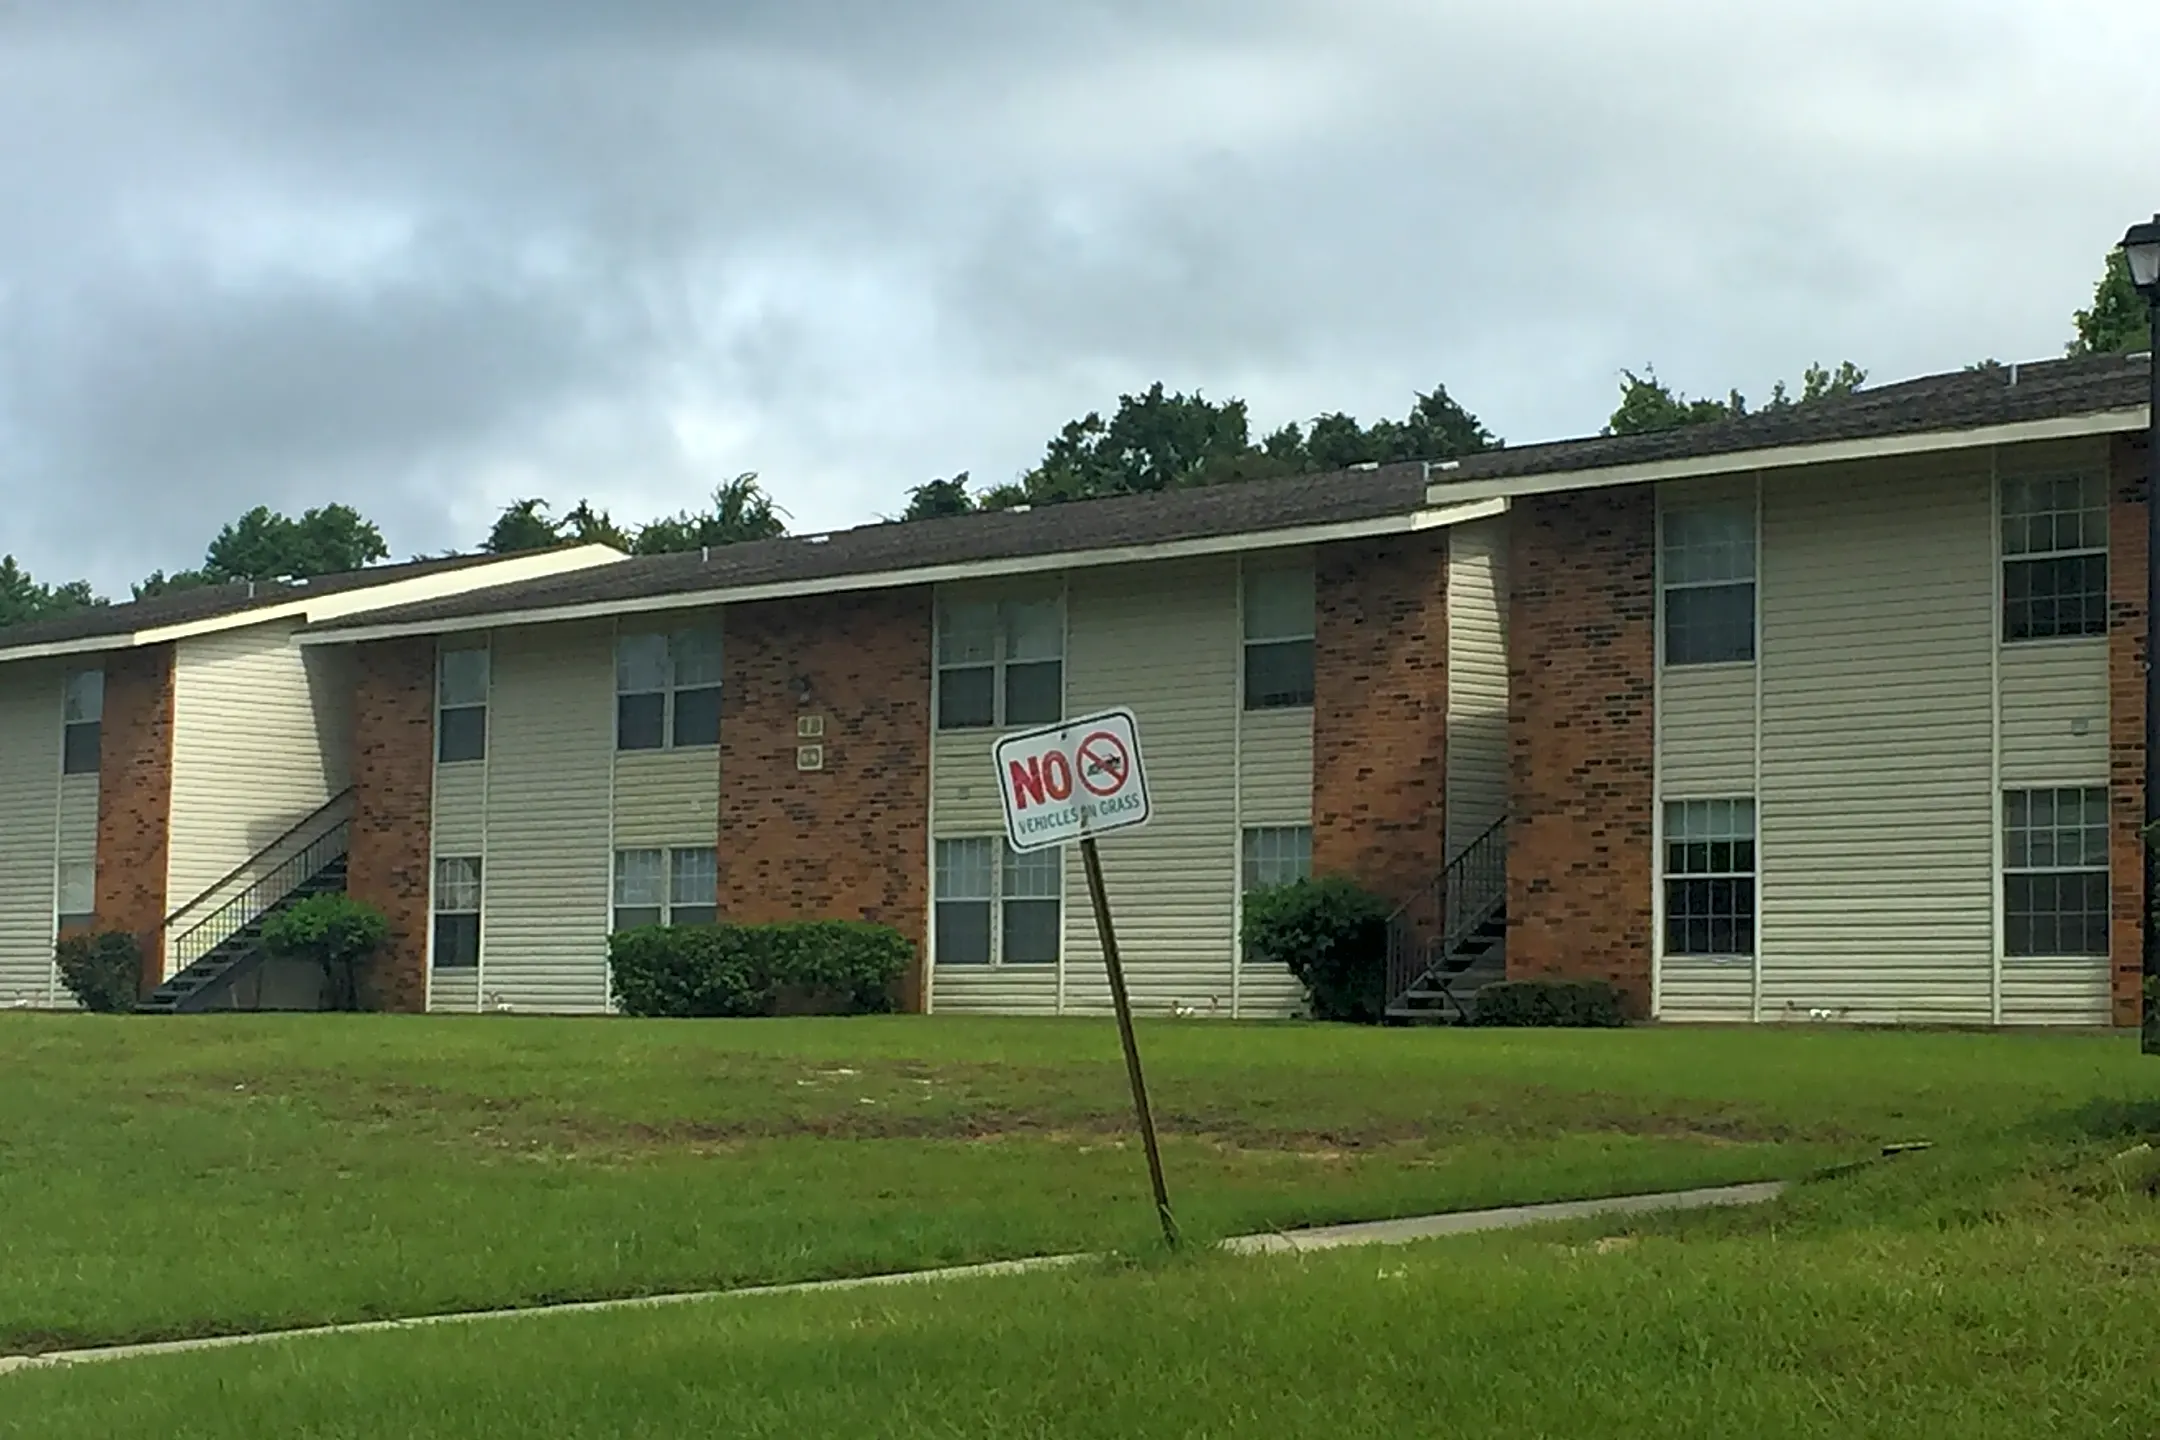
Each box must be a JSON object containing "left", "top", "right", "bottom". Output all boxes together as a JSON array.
[
  {"left": 138, "top": 789, "right": 355, "bottom": 1014},
  {"left": 1383, "top": 815, "right": 1507, "bottom": 1023}
]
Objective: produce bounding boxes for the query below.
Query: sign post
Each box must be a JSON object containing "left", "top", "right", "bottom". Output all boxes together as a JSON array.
[{"left": 996, "top": 708, "right": 1177, "bottom": 1247}]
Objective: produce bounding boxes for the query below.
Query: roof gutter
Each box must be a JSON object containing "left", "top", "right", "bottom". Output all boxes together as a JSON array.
[
  {"left": 300, "top": 496, "right": 1509, "bottom": 647},
  {"left": 1424, "top": 406, "right": 2150, "bottom": 506}
]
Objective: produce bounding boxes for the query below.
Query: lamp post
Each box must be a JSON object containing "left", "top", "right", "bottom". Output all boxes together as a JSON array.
[{"left": 2125, "top": 215, "right": 2160, "bottom": 1053}]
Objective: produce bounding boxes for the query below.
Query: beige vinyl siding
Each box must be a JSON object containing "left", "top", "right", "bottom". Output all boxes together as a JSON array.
[
  {"left": 1236, "top": 709, "right": 1310, "bottom": 826},
  {"left": 1657, "top": 958, "right": 1754, "bottom": 1022},
  {"left": 1060, "top": 558, "right": 1239, "bottom": 1018},
  {"left": 428, "top": 968, "right": 481, "bottom": 1015},
  {"left": 56, "top": 774, "right": 98, "bottom": 868},
  {"left": 432, "top": 764, "right": 487, "bottom": 857},
  {"left": 0, "top": 662, "right": 63, "bottom": 1006},
  {"left": 166, "top": 623, "right": 349, "bottom": 923},
  {"left": 1998, "top": 640, "right": 2107, "bottom": 786},
  {"left": 928, "top": 726, "right": 1058, "bottom": 1016},
  {"left": 1445, "top": 517, "right": 1509, "bottom": 855},
  {"left": 1999, "top": 959, "right": 2112, "bottom": 1027},
  {"left": 612, "top": 751, "right": 719, "bottom": 849},
  {"left": 476, "top": 622, "right": 614, "bottom": 1014},
  {"left": 1756, "top": 457, "right": 1996, "bottom": 1024},
  {"left": 1658, "top": 667, "right": 1756, "bottom": 796}
]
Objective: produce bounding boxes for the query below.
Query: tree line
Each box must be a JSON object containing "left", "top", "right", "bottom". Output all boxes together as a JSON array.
[{"left": 4, "top": 247, "right": 2144, "bottom": 629}]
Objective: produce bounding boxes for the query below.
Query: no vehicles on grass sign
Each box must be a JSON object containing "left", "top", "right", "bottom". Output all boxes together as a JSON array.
[{"left": 994, "top": 708, "right": 1151, "bottom": 854}]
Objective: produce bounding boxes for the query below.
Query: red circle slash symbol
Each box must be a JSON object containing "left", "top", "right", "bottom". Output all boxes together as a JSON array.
[{"left": 1076, "top": 731, "right": 1130, "bottom": 797}]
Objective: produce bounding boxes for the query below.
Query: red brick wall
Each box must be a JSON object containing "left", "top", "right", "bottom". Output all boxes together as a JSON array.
[
  {"left": 348, "top": 638, "right": 435, "bottom": 1014},
  {"left": 718, "top": 588, "right": 933, "bottom": 1009},
  {"left": 93, "top": 644, "right": 175, "bottom": 995},
  {"left": 2108, "top": 433, "right": 2151, "bottom": 1032},
  {"left": 1311, "top": 533, "right": 1450, "bottom": 904},
  {"left": 1507, "top": 486, "right": 1658, "bottom": 1015}
]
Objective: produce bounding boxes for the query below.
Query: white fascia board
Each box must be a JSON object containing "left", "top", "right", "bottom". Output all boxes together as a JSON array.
[
  {"left": 299, "top": 498, "right": 1511, "bottom": 647},
  {"left": 0, "top": 546, "right": 628, "bottom": 666},
  {"left": 1422, "top": 407, "right": 2151, "bottom": 506}
]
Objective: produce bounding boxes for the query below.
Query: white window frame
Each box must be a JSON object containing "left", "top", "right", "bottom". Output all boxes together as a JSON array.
[
  {"left": 61, "top": 668, "right": 103, "bottom": 777},
  {"left": 1658, "top": 500, "right": 1757, "bottom": 668},
  {"left": 437, "top": 646, "right": 490, "bottom": 765},
  {"left": 432, "top": 857, "right": 483, "bottom": 969},
  {"left": 1240, "top": 825, "right": 1313, "bottom": 892},
  {"left": 2000, "top": 473, "right": 2108, "bottom": 643},
  {"left": 1242, "top": 567, "right": 1315, "bottom": 711},
  {"left": 615, "top": 627, "right": 724, "bottom": 752},
  {"left": 934, "top": 596, "right": 1064, "bottom": 732},
  {"left": 612, "top": 846, "right": 719, "bottom": 930},
  {"left": 1661, "top": 798, "right": 1756, "bottom": 958},
  {"left": 933, "top": 835, "right": 1061, "bottom": 967},
  {"left": 56, "top": 859, "right": 95, "bottom": 932},
  {"left": 2002, "top": 787, "right": 2110, "bottom": 958}
]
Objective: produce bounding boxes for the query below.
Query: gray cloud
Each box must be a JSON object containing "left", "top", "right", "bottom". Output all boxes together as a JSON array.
[{"left": 1, "top": 0, "right": 2156, "bottom": 591}]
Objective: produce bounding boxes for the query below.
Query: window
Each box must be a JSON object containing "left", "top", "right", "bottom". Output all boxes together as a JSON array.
[
  {"left": 1001, "top": 845, "right": 1061, "bottom": 965},
  {"left": 616, "top": 628, "right": 724, "bottom": 751},
  {"left": 934, "top": 837, "right": 1061, "bottom": 966},
  {"left": 2002, "top": 474, "right": 2107, "bottom": 641},
  {"left": 1661, "top": 502, "right": 1755, "bottom": 665},
  {"left": 670, "top": 847, "right": 718, "bottom": 926},
  {"left": 437, "top": 647, "right": 489, "bottom": 764},
  {"left": 1243, "top": 568, "right": 1315, "bottom": 709},
  {"left": 1663, "top": 799, "right": 1755, "bottom": 956},
  {"left": 433, "top": 858, "right": 482, "bottom": 969},
  {"left": 57, "top": 861, "right": 94, "bottom": 932},
  {"left": 612, "top": 847, "right": 718, "bottom": 930},
  {"left": 61, "top": 669, "right": 102, "bottom": 776},
  {"left": 934, "top": 837, "right": 994, "bottom": 964},
  {"left": 936, "top": 598, "right": 1062, "bottom": 730},
  {"left": 1242, "top": 826, "right": 1313, "bottom": 892},
  {"left": 2004, "top": 788, "right": 2109, "bottom": 957}
]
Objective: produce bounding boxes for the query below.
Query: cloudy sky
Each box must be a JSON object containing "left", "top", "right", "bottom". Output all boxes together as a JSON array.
[{"left": 2, "top": 0, "right": 2156, "bottom": 593}]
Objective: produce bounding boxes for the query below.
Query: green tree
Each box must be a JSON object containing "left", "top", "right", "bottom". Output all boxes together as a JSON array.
[
  {"left": 632, "top": 473, "right": 788, "bottom": 556},
  {"left": 0, "top": 555, "right": 103, "bottom": 628},
  {"left": 2070, "top": 249, "right": 2150, "bottom": 356},
  {"left": 260, "top": 894, "right": 390, "bottom": 1013},
  {"left": 899, "top": 472, "right": 975, "bottom": 522},
  {"left": 131, "top": 569, "right": 215, "bottom": 600},
  {"left": 1607, "top": 361, "right": 1867, "bottom": 437},
  {"left": 483, "top": 498, "right": 561, "bottom": 554},
  {"left": 562, "top": 500, "right": 634, "bottom": 551},
  {"left": 198, "top": 503, "right": 390, "bottom": 582}
]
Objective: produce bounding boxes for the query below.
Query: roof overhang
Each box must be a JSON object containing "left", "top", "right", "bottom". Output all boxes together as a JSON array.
[
  {"left": 1423, "top": 406, "right": 2151, "bottom": 506},
  {"left": 300, "top": 496, "right": 1510, "bottom": 647},
  {"left": 0, "top": 545, "right": 625, "bottom": 667}
]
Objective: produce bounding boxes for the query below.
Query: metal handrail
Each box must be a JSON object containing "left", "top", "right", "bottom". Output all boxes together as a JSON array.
[
  {"left": 1384, "top": 815, "right": 1508, "bottom": 1009},
  {"left": 166, "top": 820, "right": 352, "bottom": 975},
  {"left": 162, "top": 788, "right": 355, "bottom": 933}
]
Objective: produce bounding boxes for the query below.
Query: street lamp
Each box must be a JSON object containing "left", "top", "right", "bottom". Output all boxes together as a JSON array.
[{"left": 2128, "top": 215, "right": 2160, "bottom": 1054}]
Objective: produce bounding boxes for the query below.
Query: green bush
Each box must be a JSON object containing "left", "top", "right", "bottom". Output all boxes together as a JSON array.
[
  {"left": 1472, "top": 979, "right": 1627, "bottom": 1029},
  {"left": 260, "top": 895, "right": 390, "bottom": 1012},
  {"left": 54, "top": 931, "right": 142, "bottom": 1013},
  {"left": 608, "top": 922, "right": 913, "bottom": 1019},
  {"left": 1240, "top": 877, "right": 1392, "bottom": 1024}
]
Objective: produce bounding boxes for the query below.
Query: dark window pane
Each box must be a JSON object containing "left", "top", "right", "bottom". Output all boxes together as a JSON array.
[
  {"left": 2004, "top": 555, "right": 2108, "bottom": 641},
  {"left": 2004, "top": 871, "right": 2109, "bottom": 957},
  {"left": 1244, "top": 639, "right": 1315, "bottom": 709},
  {"left": 1005, "top": 661, "right": 1063, "bottom": 725},
  {"left": 672, "top": 686, "right": 722, "bottom": 748},
  {"left": 613, "top": 906, "right": 663, "bottom": 933},
  {"left": 936, "top": 900, "right": 991, "bottom": 964},
  {"left": 432, "top": 913, "right": 481, "bottom": 969},
  {"left": 1664, "top": 583, "right": 1755, "bottom": 665},
  {"left": 58, "top": 912, "right": 95, "bottom": 934},
  {"left": 938, "top": 667, "right": 995, "bottom": 729},
  {"left": 1002, "top": 899, "right": 1060, "bottom": 964},
  {"left": 617, "top": 693, "right": 665, "bottom": 751},
  {"left": 1664, "top": 876, "right": 1755, "bottom": 956},
  {"left": 438, "top": 706, "right": 486, "bottom": 764},
  {"left": 61, "top": 721, "right": 100, "bottom": 776},
  {"left": 669, "top": 905, "right": 718, "bottom": 927}
]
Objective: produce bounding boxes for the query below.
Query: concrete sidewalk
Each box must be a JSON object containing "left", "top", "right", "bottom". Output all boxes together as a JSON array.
[{"left": 0, "top": 1179, "right": 1785, "bottom": 1378}]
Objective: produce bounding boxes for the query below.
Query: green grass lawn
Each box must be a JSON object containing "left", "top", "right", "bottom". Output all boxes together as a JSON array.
[
  {"left": 7, "top": 1126, "right": 2159, "bottom": 1438},
  {"left": 0, "top": 1014, "right": 2150, "bottom": 1363}
]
